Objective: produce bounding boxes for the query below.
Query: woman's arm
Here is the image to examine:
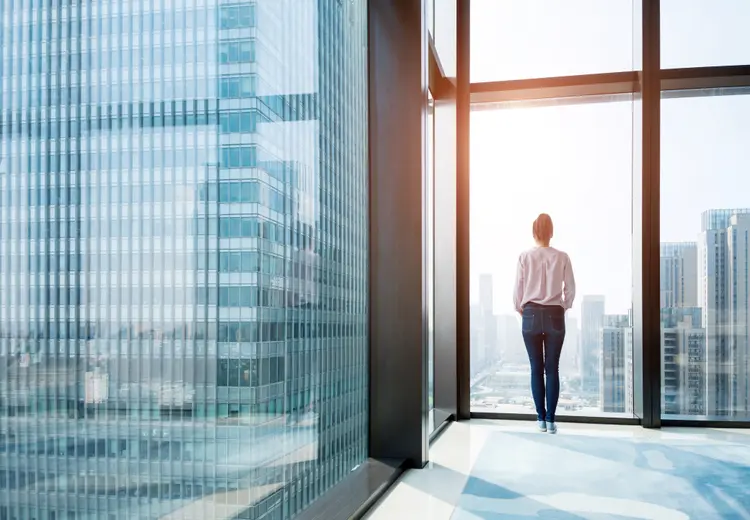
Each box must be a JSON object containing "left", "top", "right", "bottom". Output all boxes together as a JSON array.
[{"left": 563, "top": 254, "right": 576, "bottom": 309}]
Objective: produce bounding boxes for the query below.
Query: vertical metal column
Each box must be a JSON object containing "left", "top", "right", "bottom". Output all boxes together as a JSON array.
[
  {"left": 368, "top": 0, "right": 429, "bottom": 467},
  {"left": 456, "top": 0, "right": 471, "bottom": 420},
  {"left": 635, "top": 0, "right": 662, "bottom": 428}
]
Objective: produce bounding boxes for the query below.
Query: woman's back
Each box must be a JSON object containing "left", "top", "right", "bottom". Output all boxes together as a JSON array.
[{"left": 513, "top": 246, "right": 575, "bottom": 312}]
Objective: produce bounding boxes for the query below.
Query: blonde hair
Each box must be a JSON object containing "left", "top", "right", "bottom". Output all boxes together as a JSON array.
[{"left": 533, "top": 213, "right": 553, "bottom": 244}]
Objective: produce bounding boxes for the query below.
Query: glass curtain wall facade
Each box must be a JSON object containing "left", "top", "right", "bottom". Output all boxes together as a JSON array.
[{"left": 0, "top": 0, "right": 368, "bottom": 518}]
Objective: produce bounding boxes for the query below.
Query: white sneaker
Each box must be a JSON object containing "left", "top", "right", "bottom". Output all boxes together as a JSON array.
[
  {"left": 537, "top": 420, "right": 547, "bottom": 432},
  {"left": 546, "top": 422, "right": 557, "bottom": 434}
]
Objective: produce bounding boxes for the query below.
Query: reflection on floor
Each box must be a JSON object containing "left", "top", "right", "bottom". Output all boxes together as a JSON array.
[{"left": 365, "top": 420, "right": 750, "bottom": 519}]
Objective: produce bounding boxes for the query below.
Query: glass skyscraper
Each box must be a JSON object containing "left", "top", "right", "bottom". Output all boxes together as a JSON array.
[{"left": 0, "top": 0, "right": 368, "bottom": 518}]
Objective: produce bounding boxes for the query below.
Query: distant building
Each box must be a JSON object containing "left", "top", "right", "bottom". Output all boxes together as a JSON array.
[
  {"left": 660, "top": 242, "right": 698, "bottom": 308},
  {"left": 560, "top": 316, "right": 580, "bottom": 375},
  {"left": 581, "top": 295, "right": 606, "bottom": 398},
  {"left": 479, "top": 273, "right": 494, "bottom": 315},
  {"left": 470, "top": 274, "right": 498, "bottom": 375},
  {"left": 660, "top": 241, "right": 705, "bottom": 417},
  {"left": 699, "top": 209, "right": 750, "bottom": 416},
  {"left": 497, "top": 314, "right": 526, "bottom": 365},
  {"left": 599, "top": 314, "right": 631, "bottom": 413},
  {"left": 470, "top": 304, "right": 483, "bottom": 377},
  {"left": 661, "top": 308, "right": 705, "bottom": 416}
]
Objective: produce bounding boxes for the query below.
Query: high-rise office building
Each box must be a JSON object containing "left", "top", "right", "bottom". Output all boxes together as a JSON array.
[
  {"left": 470, "top": 304, "right": 482, "bottom": 376},
  {"left": 661, "top": 308, "right": 705, "bottom": 416},
  {"left": 699, "top": 209, "right": 750, "bottom": 416},
  {"left": 660, "top": 242, "right": 698, "bottom": 308},
  {"left": 496, "top": 314, "right": 526, "bottom": 366},
  {"left": 599, "top": 314, "right": 631, "bottom": 413},
  {"left": 560, "top": 315, "right": 579, "bottom": 374},
  {"left": 475, "top": 274, "right": 497, "bottom": 369},
  {"left": 660, "top": 243, "right": 705, "bottom": 416},
  {"left": 581, "top": 295, "right": 605, "bottom": 399},
  {"left": 624, "top": 326, "right": 634, "bottom": 415},
  {"left": 0, "top": 1, "right": 368, "bottom": 518},
  {"left": 479, "top": 273, "right": 493, "bottom": 314},
  {"left": 727, "top": 213, "right": 750, "bottom": 415}
]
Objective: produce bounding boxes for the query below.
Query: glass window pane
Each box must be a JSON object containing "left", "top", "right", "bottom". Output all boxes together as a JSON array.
[
  {"left": 471, "top": 0, "right": 638, "bottom": 82},
  {"left": 228, "top": 42, "right": 239, "bottom": 63},
  {"left": 219, "top": 183, "right": 230, "bottom": 202},
  {"left": 229, "top": 112, "right": 240, "bottom": 132},
  {"left": 661, "top": 93, "right": 750, "bottom": 420},
  {"left": 240, "top": 111, "right": 254, "bottom": 132},
  {"left": 470, "top": 99, "right": 635, "bottom": 417},
  {"left": 662, "top": 0, "right": 750, "bottom": 69},
  {"left": 240, "top": 41, "right": 253, "bottom": 62}
]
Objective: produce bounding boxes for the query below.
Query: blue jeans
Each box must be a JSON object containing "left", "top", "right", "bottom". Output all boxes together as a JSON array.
[{"left": 521, "top": 303, "right": 565, "bottom": 422}]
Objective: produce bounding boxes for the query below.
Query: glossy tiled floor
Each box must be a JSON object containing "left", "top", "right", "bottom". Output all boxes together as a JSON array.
[{"left": 365, "top": 420, "right": 750, "bottom": 519}]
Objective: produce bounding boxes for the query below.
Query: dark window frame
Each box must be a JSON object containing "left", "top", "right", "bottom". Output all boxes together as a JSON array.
[{"left": 460, "top": 1, "right": 750, "bottom": 429}]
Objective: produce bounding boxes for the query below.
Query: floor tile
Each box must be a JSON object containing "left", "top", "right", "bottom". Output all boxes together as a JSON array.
[{"left": 367, "top": 420, "right": 750, "bottom": 519}]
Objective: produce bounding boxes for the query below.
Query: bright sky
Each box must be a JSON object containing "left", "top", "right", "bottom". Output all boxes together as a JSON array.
[{"left": 468, "top": 0, "right": 750, "bottom": 320}]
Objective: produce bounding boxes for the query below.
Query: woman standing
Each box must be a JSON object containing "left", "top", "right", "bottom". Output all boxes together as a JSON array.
[{"left": 513, "top": 214, "right": 576, "bottom": 434}]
